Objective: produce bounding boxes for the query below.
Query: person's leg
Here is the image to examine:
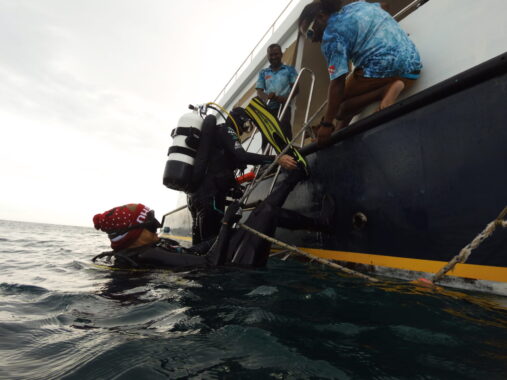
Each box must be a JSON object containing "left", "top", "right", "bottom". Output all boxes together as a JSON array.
[
  {"left": 187, "top": 194, "right": 201, "bottom": 245},
  {"left": 263, "top": 168, "right": 306, "bottom": 208},
  {"left": 225, "top": 201, "right": 278, "bottom": 267},
  {"left": 188, "top": 179, "right": 226, "bottom": 245},
  {"left": 336, "top": 84, "right": 390, "bottom": 128},
  {"left": 196, "top": 194, "right": 225, "bottom": 243},
  {"left": 226, "top": 169, "right": 305, "bottom": 267},
  {"left": 335, "top": 69, "right": 415, "bottom": 128},
  {"left": 137, "top": 246, "right": 209, "bottom": 268},
  {"left": 262, "top": 107, "right": 281, "bottom": 153},
  {"left": 205, "top": 201, "right": 240, "bottom": 266},
  {"left": 279, "top": 105, "right": 293, "bottom": 141},
  {"left": 378, "top": 80, "right": 406, "bottom": 110}
]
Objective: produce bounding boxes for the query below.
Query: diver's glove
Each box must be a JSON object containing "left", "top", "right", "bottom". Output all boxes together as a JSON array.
[
  {"left": 228, "top": 185, "right": 244, "bottom": 200},
  {"left": 157, "top": 237, "right": 180, "bottom": 250},
  {"left": 223, "top": 201, "right": 242, "bottom": 225}
]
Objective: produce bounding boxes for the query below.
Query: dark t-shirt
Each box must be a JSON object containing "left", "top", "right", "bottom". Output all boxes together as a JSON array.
[
  {"left": 192, "top": 124, "right": 274, "bottom": 197},
  {"left": 214, "top": 124, "right": 274, "bottom": 170}
]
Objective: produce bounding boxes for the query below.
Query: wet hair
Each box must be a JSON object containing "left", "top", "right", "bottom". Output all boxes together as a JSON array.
[
  {"left": 267, "top": 43, "right": 282, "bottom": 53},
  {"left": 298, "top": 0, "right": 343, "bottom": 26}
]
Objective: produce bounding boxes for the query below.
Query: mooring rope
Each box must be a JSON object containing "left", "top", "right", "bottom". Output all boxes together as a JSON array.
[
  {"left": 238, "top": 223, "right": 378, "bottom": 282},
  {"left": 431, "top": 206, "right": 507, "bottom": 284}
]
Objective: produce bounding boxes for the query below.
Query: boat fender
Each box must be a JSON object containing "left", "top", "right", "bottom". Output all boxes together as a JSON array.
[{"left": 163, "top": 109, "right": 203, "bottom": 192}]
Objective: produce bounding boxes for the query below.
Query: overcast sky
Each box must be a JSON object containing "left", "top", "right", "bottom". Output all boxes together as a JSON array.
[{"left": 0, "top": 0, "right": 291, "bottom": 226}]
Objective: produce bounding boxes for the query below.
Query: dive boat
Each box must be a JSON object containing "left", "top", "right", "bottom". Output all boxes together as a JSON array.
[{"left": 162, "top": 0, "right": 507, "bottom": 296}]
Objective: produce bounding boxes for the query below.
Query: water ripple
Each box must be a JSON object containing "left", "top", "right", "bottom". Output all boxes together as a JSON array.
[{"left": 1, "top": 220, "right": 507, "bottom": 379}]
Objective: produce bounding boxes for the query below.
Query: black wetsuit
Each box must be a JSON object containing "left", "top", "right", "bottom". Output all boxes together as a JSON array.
[
  {"left": 188, "top": 123, "right": 274, "bottom": 245},
  {"left": 100, "top": 169, "right": 323, "bottom": 269},
  {"left": 109, "top": 238, "right": 215, "bottom": 269}
]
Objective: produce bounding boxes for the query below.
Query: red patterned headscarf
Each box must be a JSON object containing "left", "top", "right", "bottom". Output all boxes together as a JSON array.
[{"left": 93, "top": 203, "right": 159, "bottom": 251}]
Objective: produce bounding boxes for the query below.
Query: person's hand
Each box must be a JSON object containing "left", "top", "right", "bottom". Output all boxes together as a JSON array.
[
  {"left": 275, "top": 95, "right": 288, "bottom": 104},
  {"left": 223, "top": 201, "right": 242, "bottom": 225},
  {"left": 267, "top": 92, "right": 276, "bottom": 100},
  {"left": 277, "top": 154, "right": 298, "bottom": 170},
  {"left": 317, "top": 125, "right": 334, "bottom": 146}
]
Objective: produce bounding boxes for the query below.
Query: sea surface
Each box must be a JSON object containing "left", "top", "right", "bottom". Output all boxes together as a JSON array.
[{"left": 1, "top": 219, "right": 506, "bottom": 379}]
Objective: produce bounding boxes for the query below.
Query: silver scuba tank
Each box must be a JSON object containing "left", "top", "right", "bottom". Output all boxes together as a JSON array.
[{"left": 162, "top": 107, "right": 203, "bottom": 192}]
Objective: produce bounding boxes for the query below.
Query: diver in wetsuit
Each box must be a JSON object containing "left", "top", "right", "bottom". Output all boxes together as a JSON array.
[
  {"left": 187, "top": 107, "right": 297, "bottom": 245},
  {"left": 92, "top": 169, "right": 334, "bottom": 269}
]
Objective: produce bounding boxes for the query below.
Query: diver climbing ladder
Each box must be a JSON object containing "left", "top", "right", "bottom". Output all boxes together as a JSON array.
[{"left": 241, "top": 68, "right": 318, "bottom": 205}]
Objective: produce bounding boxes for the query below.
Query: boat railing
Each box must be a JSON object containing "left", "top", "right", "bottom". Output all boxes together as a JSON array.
[
  {"left": 267, "top": 67, "right": 315, "bottom": 194},
  {"left": 213, "top": 0, "right": 296, "bottom": 104},
  {"left": 161, "top": 0, "right": 430, "bottom": 227},
  {"left": 239, "top": 68, "right": 315, "bottom": 203},
  {"left": 394, "top": 0, "right": 429, "bottom": 21},
  {"left": 215, "top": 0, "right": 427, "bottom": 105},
  {"left": 161, "top": 204, "right": 188, "bottom": 230}
]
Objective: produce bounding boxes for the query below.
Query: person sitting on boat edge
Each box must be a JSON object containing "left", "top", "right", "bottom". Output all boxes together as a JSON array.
[
  {"left": 299, "top": 0, "right": 422, "bottom": 145},
  {"left": 187, "top": 106, "right": 297, "bottom": 247},
  {"left": 256, "top": 43, "right": 299, "bottom": 151},
  {"left": 93, "top": 169, "right": 335, "bottom": 269}
]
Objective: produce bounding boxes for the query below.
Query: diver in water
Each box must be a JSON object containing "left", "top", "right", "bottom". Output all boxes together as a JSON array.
[
  {"left": 93, "top": 169, "right": 334, "bottom": 269},
  {"left": 187, "top": 107, "right": 298, "bottom": 246}
]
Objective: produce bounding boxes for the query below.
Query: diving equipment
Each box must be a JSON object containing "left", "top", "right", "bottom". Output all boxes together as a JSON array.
[
  {"left": 163, "top": 111, "right": 217, "bottom": 192},
  {"left": 245, "top": 97, "right": 309, "bottom": 174}
]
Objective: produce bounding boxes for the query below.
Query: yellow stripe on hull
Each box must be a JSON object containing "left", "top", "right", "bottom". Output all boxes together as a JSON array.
[
  {"left": 161, "top": 234, "right": 192, "bottom": 242},
  {"left": 159, "top": 234, "right": 506, "bottom": 283},
  {"left": 302, "top": 248, "right": 507, "bottom": 283}
]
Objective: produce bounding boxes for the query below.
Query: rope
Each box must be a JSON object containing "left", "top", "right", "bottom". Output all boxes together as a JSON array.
[
  {"left": 238, "top": 223, "right": 378, "bottom": 282},
  {"left": 431, "top": 206, "right": 507, "bottom": 284}
]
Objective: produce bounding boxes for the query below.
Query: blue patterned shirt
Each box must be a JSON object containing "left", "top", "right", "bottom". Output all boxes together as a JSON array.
[
  {"left": 321, "top": 1, "right": 422, "bottom": 80},
  {"left": 256, "top": 64, "right": 298, "bottom": 109}
]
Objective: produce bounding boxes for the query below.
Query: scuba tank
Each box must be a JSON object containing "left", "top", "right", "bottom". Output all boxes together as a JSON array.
[{"left": 163, "top": 106, "right": 217, "bottom": 193}]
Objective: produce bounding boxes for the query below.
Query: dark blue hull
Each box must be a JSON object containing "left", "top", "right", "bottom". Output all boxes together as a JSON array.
[
  {"left": 285, "top": 55, "right": 507, "bottom": 265},
  {"left": 164, "top": 53, "right": 507, "bottom": 293}
]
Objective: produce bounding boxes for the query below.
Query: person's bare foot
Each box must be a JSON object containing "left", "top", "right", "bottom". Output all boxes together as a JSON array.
[{"left": 378, "top": 80, "right": 405, "bottom": 110}]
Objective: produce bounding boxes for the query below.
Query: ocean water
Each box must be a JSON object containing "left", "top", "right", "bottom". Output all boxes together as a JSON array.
[{"left": 1, "top": 220, "right": 506, "bottom": 380}]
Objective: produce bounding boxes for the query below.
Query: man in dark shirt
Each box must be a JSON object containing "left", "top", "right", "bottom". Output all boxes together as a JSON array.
[{"left": 187, "top": 107, "right": 297, "bottom": 245}]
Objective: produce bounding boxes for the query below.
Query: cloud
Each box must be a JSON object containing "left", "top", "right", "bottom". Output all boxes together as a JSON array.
[{"left": 0, "top": 0, "right": 287, "bottom": 225}]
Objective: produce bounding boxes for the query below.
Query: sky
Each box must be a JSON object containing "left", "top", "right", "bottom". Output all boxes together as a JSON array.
[{"left": 0, "top": 0, "right": 292, "bottom": 227}]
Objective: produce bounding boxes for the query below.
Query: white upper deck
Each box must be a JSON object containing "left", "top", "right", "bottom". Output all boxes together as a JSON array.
[{"left": 216, "top": 0, "right": 507, "bottom": 114}]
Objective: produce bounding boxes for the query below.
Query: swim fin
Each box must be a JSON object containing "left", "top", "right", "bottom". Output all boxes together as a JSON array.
[{"left": 245, "top": 97, "right": 309, "bottom": 174}]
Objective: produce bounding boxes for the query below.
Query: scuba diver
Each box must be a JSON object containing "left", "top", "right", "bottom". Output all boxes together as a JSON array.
[
  {"left": 93, "top": 169, "right": 334, "bottom": 269},
  {"left": 186, "top": 107, "right": 298, "bottom": 245}
]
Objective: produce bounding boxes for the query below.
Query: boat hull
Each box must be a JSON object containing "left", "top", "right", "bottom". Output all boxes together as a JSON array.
[
  {"left": 276, "top": 54, "right": 507, "bottom": 294},
  {"left": 163, "top": 54, "right": 507, "bottom": 294}
]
